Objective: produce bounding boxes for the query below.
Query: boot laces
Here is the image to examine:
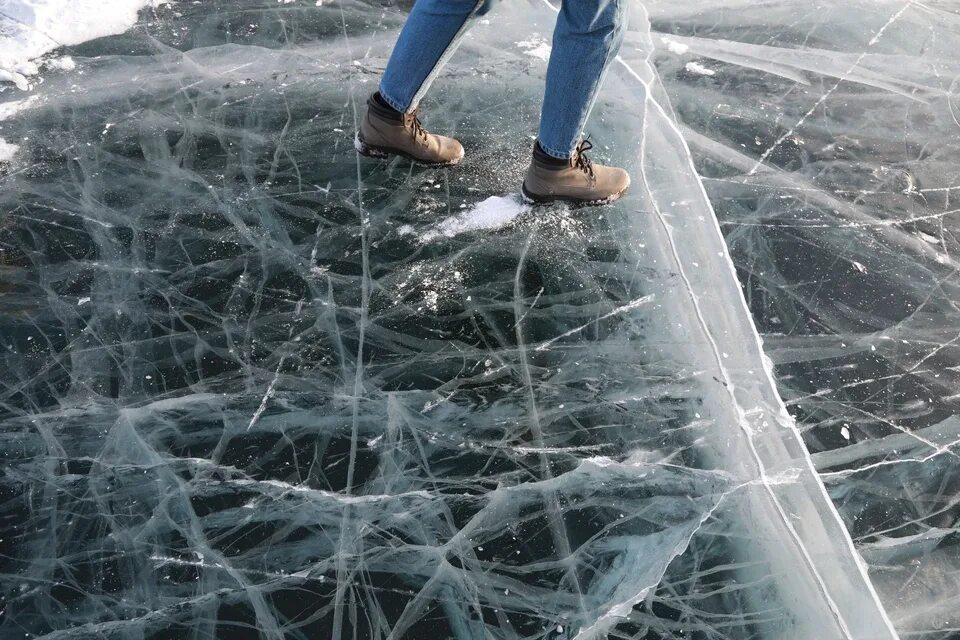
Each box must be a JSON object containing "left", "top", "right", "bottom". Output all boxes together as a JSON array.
[
  {"left": 409, "top": 110, "right": 428, "bottom": 142},
  {"left": 574, "top": 139, "right": 595, "bottom": 179}
]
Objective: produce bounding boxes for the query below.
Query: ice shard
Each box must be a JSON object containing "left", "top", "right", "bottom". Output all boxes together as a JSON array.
[{"left": 1, "top": 0, "right": 958, "bottom": 638}]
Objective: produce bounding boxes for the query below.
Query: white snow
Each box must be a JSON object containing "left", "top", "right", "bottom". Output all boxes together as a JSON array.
[
  {"left": 662, "top": 37, "right": 690, "bottom": 55},
  {"left": 44, "top": 55, "right": 75, "bottom": 71},
  {"left": 0, "top": 0, "right": 166, "bottom": 89},
  {"left": 515, "top": 37, "right": 552, "bottom": 62},
  {"left": 421, "top": 195, "right": 528, "bottom": 242},
  {"left": 0, "top": 138, "right": 18, "bottom": 162},
  {"left": 685, "top": 61, "right": 716, "bottom": 76},
  {"left": 0, "top": 94, "right": 38, "bottom": 120}
]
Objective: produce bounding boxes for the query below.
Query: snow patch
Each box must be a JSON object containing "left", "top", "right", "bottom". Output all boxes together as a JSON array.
[
  {"left": 44, "top": 55, "right": 76, "bottom": 71},
  {"left": 685, "top": 61, "right": 716, "bottom": 76},
  {"left": 421, "top": 195, "right": 528, "bottom": 242},
  {"left": 662, "top": 38, "right": 689, "bottom": 55},
  {"left": 0, "top": 138, "right": 18, "bottom": 162},
  {"left": 0, "top": 0, "right": 166, "bottom": 89},
  {"left": 0, "top": 94, "right": 39, "bottom": 121},
  {"left": 515, "top": 37, "right": 551, "bottom": 62}
]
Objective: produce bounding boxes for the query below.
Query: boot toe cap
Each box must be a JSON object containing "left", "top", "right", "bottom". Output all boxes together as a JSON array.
[
  {"left": 601, "top": 167, "right": 631, "bottom": 195},
  {"left": 441, "top": 136, "right": 465, "bottom": 163},
  {"left": 617, "top": 168, "right": 631, "bottom": 193}
]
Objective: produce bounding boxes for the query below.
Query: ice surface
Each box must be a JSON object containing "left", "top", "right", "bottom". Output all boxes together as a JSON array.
[{"left": 1, "top": 0, "right": 959, "bottom": 638}]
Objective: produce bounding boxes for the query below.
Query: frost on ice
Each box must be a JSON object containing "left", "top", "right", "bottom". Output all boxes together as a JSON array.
[{"left": 1, "top": 1, "right": 959, "bottom": 639}]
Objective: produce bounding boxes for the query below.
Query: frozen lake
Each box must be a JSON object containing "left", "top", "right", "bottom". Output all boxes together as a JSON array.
[{"left": 1, "top": 1, "right": 958, "bottom": 638}]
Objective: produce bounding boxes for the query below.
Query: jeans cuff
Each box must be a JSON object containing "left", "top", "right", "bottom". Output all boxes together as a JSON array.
[
  {"left": 537, "top": 140, "right": 572, "bottom": 160},
  {"left": 377, "top": 87, "right": 408, "bottom": 113}
]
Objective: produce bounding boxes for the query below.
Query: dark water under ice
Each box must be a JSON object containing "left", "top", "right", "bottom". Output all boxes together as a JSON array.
[{"left": 1, "top": 1, "right": 959, "bottom": 639}]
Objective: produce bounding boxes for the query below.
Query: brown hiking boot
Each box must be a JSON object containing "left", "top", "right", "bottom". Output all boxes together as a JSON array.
[
  {"left": 521, "top": 140, "right": 630, "bottom": 206},
  {"left": 355, "top": 93, "right": 464, "bottom": 167}
]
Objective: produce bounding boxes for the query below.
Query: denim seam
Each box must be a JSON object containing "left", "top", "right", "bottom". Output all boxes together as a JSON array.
[
  {"left": 377, "top": 88, "right": 408, "bottom": 114},
  {"left": 566, "top": 0, "right": 629, "bottom": 156},
  {"left": 537, "top": 140, "right": 571, "bottom": 160},
  {"left": 406, "top": 0, "right": 486, "bottom": 111}
]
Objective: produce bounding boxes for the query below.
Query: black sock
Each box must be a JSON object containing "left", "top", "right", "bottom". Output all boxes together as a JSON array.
[
  {"left": 369, "top": 92, "right": 403, "bottom": 121},
  {"left": 534, "top": 141, "right": 569, "bottom": 167}
]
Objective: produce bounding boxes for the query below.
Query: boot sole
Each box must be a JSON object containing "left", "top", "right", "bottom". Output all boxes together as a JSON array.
[
  {"left": 354, "top": 132, "right": 464, "bottom": 168},
  {"left": 520, "top": 182, "right": 629, "bottom": 207}
]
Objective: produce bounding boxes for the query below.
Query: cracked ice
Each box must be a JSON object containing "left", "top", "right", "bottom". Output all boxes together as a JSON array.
[{"left": 1, "top": 1, "right": 958, "bottom": 639}]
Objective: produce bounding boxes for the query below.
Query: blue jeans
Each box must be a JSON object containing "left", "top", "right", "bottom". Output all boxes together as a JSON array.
[{"left": 378, "top": 0, "right": 629, "bottom": 160}]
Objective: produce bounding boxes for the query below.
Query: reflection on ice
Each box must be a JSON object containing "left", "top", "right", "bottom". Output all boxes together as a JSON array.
[{"left": 1, "top": 0, "right": 958, "bottom": 638}]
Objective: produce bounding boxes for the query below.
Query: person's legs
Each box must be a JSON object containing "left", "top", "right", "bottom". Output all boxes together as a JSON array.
[
  {"left": 357, "top": 0, "right": 495, "bottom": 165},
  {"left": 521, "top": 0, "right": 630, "bottom": 205},
  {"left": 537, "top": 0, "right": 629, "bottom": 159},
  {"left": 378, "top": 0, "right": 494, "bottom": 114}
]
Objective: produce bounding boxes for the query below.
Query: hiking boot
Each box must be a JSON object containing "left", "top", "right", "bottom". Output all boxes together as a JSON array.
[
  {"left": 355, "top": 93, "right": 464, "bottom": 167},
  {"left": 521, "top": 140, "right": 630, "bottom": 206}
]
